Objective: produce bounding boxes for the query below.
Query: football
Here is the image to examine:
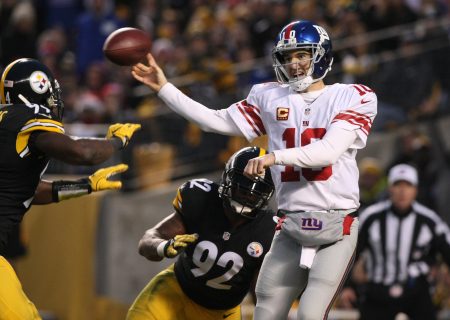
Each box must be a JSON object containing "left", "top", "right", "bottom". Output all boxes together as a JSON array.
[{"left": 103, "top": 27, "right": 151, "bottom": 66}]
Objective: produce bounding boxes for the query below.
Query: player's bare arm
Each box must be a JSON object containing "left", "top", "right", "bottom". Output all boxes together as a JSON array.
[
  {"left": 132, "top": 53, "right": 168, "bottom": 92},
  {"left": 138, "top": 212, "right": 188, "bottom": 261},
  {"left": 33, "top": 180, "right": 53, "bottom": 204},
  {"left": 34, "top": 132, "right": 117, "bottom": 165},
  {"left": 33, "top": 123, "right": 140, "bottom": 165}
]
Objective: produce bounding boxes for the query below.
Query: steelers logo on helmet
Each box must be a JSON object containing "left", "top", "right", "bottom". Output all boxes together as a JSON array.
[
  {"left": 29, "top": 71, "right": 50, "bottom": 94},
  {"left": 247, "top": 242, "right": 263, "bottom": 258}
]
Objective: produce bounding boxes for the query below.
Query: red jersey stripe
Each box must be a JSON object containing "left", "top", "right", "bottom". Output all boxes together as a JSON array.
[
  {"left": 332, "top": 113, "right": 371, "bottom": 135},
  {"left": 239, "top": 101, "right": 266, "bottom": 135},
  {"left": 237, "top": 104, "right": 262, "bottom": 136},
  {"left": 343, "top": 109, "right": 372, "bottom": 124},
  {"left": 331, "top": 118, "right": 370, "bottom": 136},
  {"left": 333, "top": 113, "right": 371, "bottom": 129},
  {"left": 241, "top": 100, "right": 261, "bottom": 112}
]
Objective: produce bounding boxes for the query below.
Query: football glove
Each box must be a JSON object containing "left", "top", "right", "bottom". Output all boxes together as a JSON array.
[
  {"left": 106, "top": 123, "right": 141, "bottom": 149},
  {"left": 88, "top": 163, "right": 129, "bottom": 191},
  {"left": 163, "top": 234, "right": 199, "bottom": 258}
]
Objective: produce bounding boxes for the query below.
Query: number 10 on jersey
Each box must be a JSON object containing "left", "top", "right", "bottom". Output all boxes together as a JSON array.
[{"left": 281, "top": 127, "right": 332, "bottom": 182}]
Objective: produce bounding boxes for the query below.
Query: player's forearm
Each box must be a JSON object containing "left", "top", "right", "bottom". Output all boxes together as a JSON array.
[
  {"left": 33, "top": 179, "right": 93, "bottom": 204},
  {"left": 138, "top": 230, "right": 165, "bottom": 261},
  {"left": 34, "top": 132, "right": 121, "bottom": 166},
  {"left": 158, "top": 83, "right": 243, "bottom": 136},
  {"left": 64, "top": 138, "right": 119, "bottom": 165},
  {"left": 273, "top": 126, "right": 357, "bottom": 167},
  {"left": 32, "top": 180, "right": 53, "bottom": 204}
]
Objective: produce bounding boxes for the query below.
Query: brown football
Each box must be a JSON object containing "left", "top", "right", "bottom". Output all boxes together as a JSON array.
[{"left": 103, "top": 27, "right": 151, "bottom": 66}]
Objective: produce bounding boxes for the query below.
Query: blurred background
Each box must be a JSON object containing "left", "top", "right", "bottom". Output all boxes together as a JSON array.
[{"left": 1, "top": 0, "right": 450, "bottom": 319}]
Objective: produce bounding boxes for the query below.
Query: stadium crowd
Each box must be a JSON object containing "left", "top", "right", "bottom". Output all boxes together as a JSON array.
[
  {"left": 1, "top": 0, "right": 449, "bottom": 180},
  {"left": 1, "top": 0, "right": 450, "bottom": 318}
]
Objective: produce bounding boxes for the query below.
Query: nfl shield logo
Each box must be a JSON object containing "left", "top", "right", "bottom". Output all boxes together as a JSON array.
[
  {"left": 305, "top": 108, "right": 311, "bottom": 115},
  {"left": 223, "top": 232, "right": 231, "bottom": 240}
]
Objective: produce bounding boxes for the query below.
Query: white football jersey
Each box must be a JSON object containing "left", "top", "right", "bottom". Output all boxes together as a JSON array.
[{"left": 227, "top": 82, "right": 377, "bottom": 211}]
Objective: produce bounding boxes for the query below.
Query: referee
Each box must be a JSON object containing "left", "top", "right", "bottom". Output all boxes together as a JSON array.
[{"left": 341, "top": 164, "right": 450, "bottom": 320}]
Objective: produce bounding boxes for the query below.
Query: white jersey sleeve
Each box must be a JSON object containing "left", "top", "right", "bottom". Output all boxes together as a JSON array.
[
  {"left": 273, "top": 125, "right": 357, "bottom": 167},
  {"left": 330, "top": 84, "right": 377, "bottom": 149},
  {"left": 157, "top": 83, "right": 243, "bottom": 136}
]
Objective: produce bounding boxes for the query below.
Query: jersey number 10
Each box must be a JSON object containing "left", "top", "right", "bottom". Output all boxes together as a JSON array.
[{"left": 281, "top": 127, "right": 332, "bottom": 182}]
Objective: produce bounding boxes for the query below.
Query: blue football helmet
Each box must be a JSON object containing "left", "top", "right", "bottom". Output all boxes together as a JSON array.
[{"left": 272, "top": 20, "right": 333, "bottom": 92}]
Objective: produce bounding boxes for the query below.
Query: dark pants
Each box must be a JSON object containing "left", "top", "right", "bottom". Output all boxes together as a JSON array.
[{"left": 360, "top": 277, "right": 437, "bottom": 320}]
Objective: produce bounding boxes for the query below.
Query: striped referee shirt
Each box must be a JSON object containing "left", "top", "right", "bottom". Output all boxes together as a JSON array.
[{"left": 358, "top": 200, "right": 450, "bottom": 286}]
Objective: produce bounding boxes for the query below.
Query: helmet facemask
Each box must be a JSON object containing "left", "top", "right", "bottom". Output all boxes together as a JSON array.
[
  {"left": 219, "top": 158, "right": 274, "bottom": 219},
  {"left": 273, "top": 44, "right": 330, "bottom": 92},
  {"left": 47, "top": 80, "right": 64, "bottom": 120},
  {"left": 272, "top": 20, "right": 334, "bottom": 92}
]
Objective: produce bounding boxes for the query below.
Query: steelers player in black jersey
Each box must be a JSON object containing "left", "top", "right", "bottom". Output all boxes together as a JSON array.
[
  {"left": 0, "top": 58, "right": 141, "bottom": 320},
  {"left": 127, "top": 147, "right": 276, "bottom": 320}
]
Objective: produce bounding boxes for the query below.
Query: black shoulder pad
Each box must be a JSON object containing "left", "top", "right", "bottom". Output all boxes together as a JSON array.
[{"left": 172, "top": 179, "right": 218, "bottom": 218}]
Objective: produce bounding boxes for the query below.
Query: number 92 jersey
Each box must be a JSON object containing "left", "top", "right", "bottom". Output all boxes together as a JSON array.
[
  {"left": 0, "top": 104, "right": 64, "bottom": 252},
  {"left": 172, "top": 179, "right": 276, "bottom": 310}
]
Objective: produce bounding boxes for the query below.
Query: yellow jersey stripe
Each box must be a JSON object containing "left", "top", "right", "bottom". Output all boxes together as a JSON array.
[
  {"left": 172, "top": 189, "right": 183, "bottom": 211},
  {"left": 16, "top": 123, "right": 65, "bottom": 157},
  {"left": 258, "top": 147, "right": 267, "bottom": 157},
  {"left": 22, "top": 118, "right": 64, "bottom": 130}
]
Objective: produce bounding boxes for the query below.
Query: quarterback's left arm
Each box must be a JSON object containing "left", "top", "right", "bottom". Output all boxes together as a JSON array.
[
  {"left": 245, "top": 126, "right": 356, "bottom": 175},
  {"left": 32, "top": 164, "right": 128, "bottom": 204}
]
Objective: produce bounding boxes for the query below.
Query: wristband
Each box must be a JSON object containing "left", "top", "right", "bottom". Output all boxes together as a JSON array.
[
  {"left": 156, "top": 240, "right": 168, "bottom": 258},
  {"left": 52, "top": 179, "right": 92, "bottom": 202}
]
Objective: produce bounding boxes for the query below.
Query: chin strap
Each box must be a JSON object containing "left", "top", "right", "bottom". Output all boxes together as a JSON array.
[{"left": 291, "top": 75, "right": 314, "bottom": 92}]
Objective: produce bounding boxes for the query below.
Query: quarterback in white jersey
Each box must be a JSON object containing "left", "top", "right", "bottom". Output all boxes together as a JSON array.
[
  {"left": 132, "top": 20, "right": 377, "bottom": 320},
  {"left": 229, "top": 82, "right": 376, "bottom": 212}
]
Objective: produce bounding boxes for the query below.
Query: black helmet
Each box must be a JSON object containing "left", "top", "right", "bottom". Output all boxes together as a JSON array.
[
  {"left": 219, "top": 146, "right": 275, "bottom": 218},
  {"left": 0, "top": 58, "right": 64, "bottom": 120}
]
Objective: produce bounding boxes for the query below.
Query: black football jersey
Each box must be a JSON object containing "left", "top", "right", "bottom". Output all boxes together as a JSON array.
[
  {"left": 172, "top": 178, "right": 276, "bottom": 310},
  {"left": 0, "top": 104, "right": 64, "bottom": 253}
]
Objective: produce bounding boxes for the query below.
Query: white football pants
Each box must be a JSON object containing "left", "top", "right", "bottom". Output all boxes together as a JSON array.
[{"left": 253, "top": 218, "right": 358, "bottom": 320}]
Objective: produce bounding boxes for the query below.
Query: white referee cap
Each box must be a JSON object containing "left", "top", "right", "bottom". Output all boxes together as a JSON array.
[{"left": 388, "top": 164, "right": 418, "bottom": 186}]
